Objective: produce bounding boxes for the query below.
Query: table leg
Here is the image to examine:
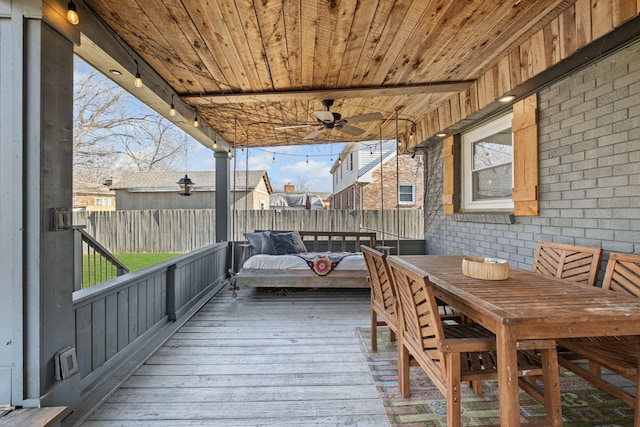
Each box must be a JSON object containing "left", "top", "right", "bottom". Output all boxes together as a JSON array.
[{"left": 497, "top": 326, "right": 520, "bottom": 427}]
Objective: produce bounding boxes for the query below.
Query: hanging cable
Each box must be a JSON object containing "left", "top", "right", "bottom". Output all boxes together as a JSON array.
[
  {"left": 228, "top": 118, "right": 239, "bottom": 297},
  {"left": 395, "top": 108, "right": 400, "bottom": 255},
  {"left": 380, "top": 127, "right": 385, "bottom": 247}
]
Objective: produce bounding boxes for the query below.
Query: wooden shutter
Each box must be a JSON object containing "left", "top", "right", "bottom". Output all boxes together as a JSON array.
[
  {"left": 512, "top": 93, "right": 539, "bottom": 216},
  {"left": 442, "top": 136, "right": 455, "bottom": 214}
]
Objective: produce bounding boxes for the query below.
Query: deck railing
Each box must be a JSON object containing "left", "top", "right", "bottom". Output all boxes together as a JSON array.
[
  {"left": 75, "top": 227, "right": 129, "bottom": 290},
  {"left": 72, "top": 241, "right": 229, "bottom": 395}
]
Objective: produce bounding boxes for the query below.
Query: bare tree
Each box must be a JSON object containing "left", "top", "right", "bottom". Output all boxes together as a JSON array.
[
  {"left": 295, "top": 176, "right": 311, "bottom": 192},
  {"left": 73, "top": 59, "right": 187, "bottom": 183}
]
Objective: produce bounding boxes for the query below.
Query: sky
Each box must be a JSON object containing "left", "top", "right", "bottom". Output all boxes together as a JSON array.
[
  {"left": 186, "top": 141, "right": 345, "bottom": 193},
  {"left": 76, "top": 57, "right": 344, "bottom": 193}
]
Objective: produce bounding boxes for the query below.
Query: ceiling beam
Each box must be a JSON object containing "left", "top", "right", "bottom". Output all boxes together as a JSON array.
[{"left": 181, "top": 81, "right": 474, "bottom": 105}]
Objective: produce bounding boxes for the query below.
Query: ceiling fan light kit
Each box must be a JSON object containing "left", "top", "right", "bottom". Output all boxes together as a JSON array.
[{"left": 275, "top": 99, "right": 383, "bottom": 140}]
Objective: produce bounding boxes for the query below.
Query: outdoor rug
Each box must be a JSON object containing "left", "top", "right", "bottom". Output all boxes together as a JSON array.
[{"left": 357, "top": 327, "right": 635, "bottom": 427}]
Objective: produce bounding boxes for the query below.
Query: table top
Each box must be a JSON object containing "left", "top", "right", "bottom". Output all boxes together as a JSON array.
[{"left": 397, "top": 255, "right": 640, "bottom": 339}]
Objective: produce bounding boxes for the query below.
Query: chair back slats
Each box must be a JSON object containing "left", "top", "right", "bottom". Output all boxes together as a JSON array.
[
  {"left": 361, "top": 245, "right": 397, "bottom": 316},
  {"left": 602, "top": 253, "right": 640, "bottom": 297},
  {"left": 533, "top": 242, "right": 603, "bottom": 286},
  {"left": 387, "top": 256, "right": 446, "bottom": 375}
]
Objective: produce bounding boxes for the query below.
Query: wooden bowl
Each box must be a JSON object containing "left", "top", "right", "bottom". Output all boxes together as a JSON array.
[{"left": 462, "top": 256, "right": 509, "bottom": 280}]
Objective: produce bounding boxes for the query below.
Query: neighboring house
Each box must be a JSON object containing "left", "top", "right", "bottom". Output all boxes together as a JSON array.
[
  {"left": 269, "top": 183, "right": 325, "bottom": 210},
  {"left": 331, "top": 140, "right": 424, "bottom": 210},
  {"left": 73, "top": 181, "right": 116, "bottom": 212},
  {"left": 109, "top": 170, "right": 272, "bottom": 210}
]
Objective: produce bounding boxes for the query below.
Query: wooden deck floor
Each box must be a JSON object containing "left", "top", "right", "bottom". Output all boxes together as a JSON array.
[{"left": 81, "top": 286, "right": 389, "bottom": 426}]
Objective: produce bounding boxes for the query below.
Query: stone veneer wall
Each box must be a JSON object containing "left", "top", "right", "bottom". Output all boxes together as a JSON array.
[{"left": 424, "top": 38, "right": 640, "bottom": 282}]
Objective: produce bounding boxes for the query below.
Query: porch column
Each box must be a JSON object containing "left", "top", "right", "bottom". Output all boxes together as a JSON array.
[
  {"left": 0, "top": 0, "right": 80, "bottom": 408},
  {"left": 215, "top": 151, "right": 231, "bottom": 242}
]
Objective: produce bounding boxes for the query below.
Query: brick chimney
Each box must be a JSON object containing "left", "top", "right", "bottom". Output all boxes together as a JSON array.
[{"left": 284, "top": 183, "right": 295, "bottom": 193}]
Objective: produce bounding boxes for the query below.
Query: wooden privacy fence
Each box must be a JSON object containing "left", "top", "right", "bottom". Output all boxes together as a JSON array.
[{"left": 74, "top": 209, "right": 424, "bottom": 253}]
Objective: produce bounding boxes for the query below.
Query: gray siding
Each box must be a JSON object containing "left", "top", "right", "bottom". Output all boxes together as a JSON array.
[{"left": 425, "top": 39, "right": 640, "bottom": 281}]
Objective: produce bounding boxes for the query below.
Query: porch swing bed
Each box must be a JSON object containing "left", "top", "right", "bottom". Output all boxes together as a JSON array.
[{"left": 236, "top": 230, "right": 376, "bottom": 288}]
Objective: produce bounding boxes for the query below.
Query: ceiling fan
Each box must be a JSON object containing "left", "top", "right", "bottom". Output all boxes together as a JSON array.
[{"left": 275, "top": 99, "right": 384, "bottom": 140}]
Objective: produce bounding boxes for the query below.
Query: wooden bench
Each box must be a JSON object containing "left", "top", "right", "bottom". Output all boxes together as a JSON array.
[
  {"left": 237, "top": 231, "right": 376, "bottom": 288},
  {"left": 0, "top": 406, "right": 67, "bottom": 427}
]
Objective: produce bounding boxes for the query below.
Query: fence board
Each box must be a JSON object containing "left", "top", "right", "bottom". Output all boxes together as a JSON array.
[{"left": 74, "top": 209, "right": 423, "bottom": 253}]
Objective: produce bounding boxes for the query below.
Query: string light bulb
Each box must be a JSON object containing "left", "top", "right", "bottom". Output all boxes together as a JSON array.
[
  {"left": 66, "top": 1, "right": 79, "bottom": 25},
  {"left": 306, "top": 155, "right": 309, "bottom": 165},
  {"left": 169, "top": 95, "right": 176, "bottom": 116},
  {"left": 228, "top": 148, "right": 232, "bottom": 158},
  {"left": 133, "top": 60, "right": 143, "bottom": 88},
  {"left": 213, "top": 136, "right": 218, "bottom": 150},
  {"left": 272, "top": 153, "right": 276, "bottom": 163},
  {"left": 193, "top": 116, "right": 199, "bottom": 127}
]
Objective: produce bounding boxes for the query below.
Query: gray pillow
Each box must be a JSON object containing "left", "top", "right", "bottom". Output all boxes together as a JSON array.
[
  {"left": 261, "top": 231, "right": 273, "bottom": 254},
  {"left": 290, "top": 231, "right": 308, "bottom": 253},
  {"left": 270, "top": 233, "right": 299, "bottom": 255},
  {"left": 244, "top": 232, "right": 264, "bottom": 254}
]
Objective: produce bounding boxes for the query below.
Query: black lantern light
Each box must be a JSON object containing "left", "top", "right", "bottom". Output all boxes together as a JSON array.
[{"left": 177, "top": 174, "right": 194, "bottom": 196}]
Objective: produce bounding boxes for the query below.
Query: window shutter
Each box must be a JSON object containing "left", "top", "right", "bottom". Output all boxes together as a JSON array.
[
  {"left": 442, "top": 136, "right": 455, "bottom": 214},
  {"left": 512, "top": 93, "right": 539, "bottom": 216}
]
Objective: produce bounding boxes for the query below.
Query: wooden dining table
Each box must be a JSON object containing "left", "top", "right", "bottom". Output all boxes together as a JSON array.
[{"left": 397, "top": 255, "right": 640, "bottom": 427}]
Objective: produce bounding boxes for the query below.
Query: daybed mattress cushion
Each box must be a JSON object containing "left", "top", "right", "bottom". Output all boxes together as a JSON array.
[{"left": 242, "top": 252, "right": 366, "bottom": 270}]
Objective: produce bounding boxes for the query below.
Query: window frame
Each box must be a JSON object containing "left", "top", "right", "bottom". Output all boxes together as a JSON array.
[
  {"left": 461, "top": 113, "right": 514, "bottom": 211},
  {"left": 398, "top": 183, "right": 415, "bottom": 205},
  {"left": 95, "top": 197, "right": 112, "bottom": 207}
]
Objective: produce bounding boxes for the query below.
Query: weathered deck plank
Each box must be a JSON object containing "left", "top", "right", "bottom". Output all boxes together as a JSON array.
[{"left": 81, "top": 287, "right": 388, "bottom": 426}]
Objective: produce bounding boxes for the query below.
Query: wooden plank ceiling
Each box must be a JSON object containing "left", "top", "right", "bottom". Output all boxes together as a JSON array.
[{"left": 85, "top": 0, "right": 575, "bottom": 148}]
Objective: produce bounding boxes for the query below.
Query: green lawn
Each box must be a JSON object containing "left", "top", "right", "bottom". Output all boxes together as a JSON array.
[
  {"left": 114, "top": 252, "right": 182, "bottom": 272},
  {"left": 82, "top": 252, "right": 181, "bottom": 288}
]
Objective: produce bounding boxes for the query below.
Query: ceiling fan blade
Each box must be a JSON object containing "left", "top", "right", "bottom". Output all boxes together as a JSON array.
[
  {"left": 337, "top": 124, "right": 365, "bottom": 136},
  {"left": 343, "top": 112, "right": 384, "bottom": 124},
  {"left": 314, "top": 110, "right": 335, "bottom": 123},
  {"left": 274, "top": 124, "right": 316, "bottom": 130},
  {"left": 303, "top": 127, "right": 326, "bottom": 140}
]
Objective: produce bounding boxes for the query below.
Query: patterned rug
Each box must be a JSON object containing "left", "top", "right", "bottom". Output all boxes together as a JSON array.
[{"left": 356, "top": 327, "right": 635, "bottom": 427}]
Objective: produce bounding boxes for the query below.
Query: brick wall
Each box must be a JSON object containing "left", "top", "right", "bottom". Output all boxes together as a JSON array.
[
  {"left": 333, "top": 154, "right": 424, "bottom": 209},
  {"left": 425, "top": 39, "right": 640, "bottom": 278}
]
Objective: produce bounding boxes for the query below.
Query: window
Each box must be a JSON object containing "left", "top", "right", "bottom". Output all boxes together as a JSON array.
[
  {"left": 462, "top": 113, "right": 513, "bottom": 211},
  {"left": 349, "top": 153, "right": 354, "bottom": 171},
  {"left": 260, "top": 201, "right": 265, "bottom": 210},
  {"left": 95, "top": 197, "right": 112, "bottom": 206},
  {"left": 398, "top": 184, "right": 415, "bottom": 204}
]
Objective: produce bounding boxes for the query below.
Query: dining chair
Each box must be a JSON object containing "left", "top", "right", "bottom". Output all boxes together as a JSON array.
[
  {"left": 387, "top": 256, "right": 562, "bottom": 427},
  {"left": 361, "top": 245, "right": 398, "bottom": 351},
  {"left": 557, "top": 252, "right": 640, "bottom": 424},
  {"left": 532, "top": 241, "right": 603, "bottom": 286}
]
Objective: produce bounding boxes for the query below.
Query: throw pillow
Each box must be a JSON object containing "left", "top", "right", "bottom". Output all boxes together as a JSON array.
[
  {"left": 270, "top": 233, "right": 299, "bottom": 255},
  {"left": 244, "top": 232, "right": 264, "bottom": 255},
  {"left": 261, "top": 231, "right": 273, "bottom": 254},
  {"left": 290, "top": 231, "right": 308, "bottom": 253}
]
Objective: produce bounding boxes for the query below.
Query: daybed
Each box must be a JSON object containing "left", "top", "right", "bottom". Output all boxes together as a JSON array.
[{"left": 236, "top": 231, "right": 376, "bottom": 288}]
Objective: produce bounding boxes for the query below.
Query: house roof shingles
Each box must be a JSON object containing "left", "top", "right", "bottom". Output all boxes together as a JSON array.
[{"left": 109, "top": 171, "right": 272, "bottom": 193}]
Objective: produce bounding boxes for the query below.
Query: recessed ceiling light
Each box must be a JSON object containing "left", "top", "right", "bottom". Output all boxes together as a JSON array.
[
  {"left": 109, "top": 69, "right": 122, "bottom": 76},
  {"left": 499, "top": 95, "right": 516, "bottom": 103}
]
